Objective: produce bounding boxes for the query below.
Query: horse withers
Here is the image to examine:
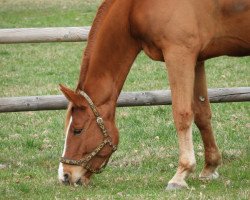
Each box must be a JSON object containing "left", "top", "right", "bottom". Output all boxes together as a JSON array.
[{"left": 58, "top": 0, "right": 250, "bottom": 189}]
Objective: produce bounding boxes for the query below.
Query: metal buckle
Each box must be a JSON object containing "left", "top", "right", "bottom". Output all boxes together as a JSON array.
[{"left": 96, "top": 117, "right": 104, "bottom": 124}]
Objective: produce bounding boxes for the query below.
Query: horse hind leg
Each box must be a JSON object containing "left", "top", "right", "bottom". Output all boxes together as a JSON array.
[{"left": 194, "top": 62, "right": 222, "bottom": 180}]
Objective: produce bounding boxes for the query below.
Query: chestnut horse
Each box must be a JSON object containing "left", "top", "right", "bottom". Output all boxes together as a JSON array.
[{"left": 58, "top": 0, "right": 250, "bottom": 189}]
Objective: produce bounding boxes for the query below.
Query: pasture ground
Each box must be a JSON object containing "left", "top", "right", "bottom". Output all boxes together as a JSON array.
[{"left": 0, "top": 0, "right": 249, "bottom": 199}]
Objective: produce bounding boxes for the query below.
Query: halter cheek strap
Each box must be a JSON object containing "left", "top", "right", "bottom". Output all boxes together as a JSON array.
[{"left": 60, "top": 90, "right": 117, "bottom": 174}]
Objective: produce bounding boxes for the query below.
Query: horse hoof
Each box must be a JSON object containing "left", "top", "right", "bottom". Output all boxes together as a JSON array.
[
  {"left": 166, "top": 182, "right": 188, "bottom": 190},
  {"left": 199, "top": 171, "right": 219, "bottom": 181}
]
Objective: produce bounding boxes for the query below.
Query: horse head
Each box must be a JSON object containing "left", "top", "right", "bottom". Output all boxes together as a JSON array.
[{"left": 58, "top": 84, "right": 118, "bottom": 186}]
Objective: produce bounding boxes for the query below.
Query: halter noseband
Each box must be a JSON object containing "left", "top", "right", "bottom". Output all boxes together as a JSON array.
[{"left": 60, "top": 90, "right": 117, "bottom": 174}]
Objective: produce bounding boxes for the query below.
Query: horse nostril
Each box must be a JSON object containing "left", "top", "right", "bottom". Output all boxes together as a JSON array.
[{"left": 64, "top": 173, "right": 70, "bottom": 182}]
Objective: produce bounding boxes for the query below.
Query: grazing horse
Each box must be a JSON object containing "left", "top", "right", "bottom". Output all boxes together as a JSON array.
[{"left": 58, "top": 0, "right": 250, "bottom": 189}]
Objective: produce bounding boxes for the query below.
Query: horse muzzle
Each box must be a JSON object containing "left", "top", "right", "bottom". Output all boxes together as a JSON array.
[{"left": 58, "top": 163, "right": 89, "bottom": 186}]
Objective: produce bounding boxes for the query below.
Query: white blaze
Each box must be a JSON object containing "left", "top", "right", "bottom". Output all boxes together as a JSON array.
[{"left": 58, "top": 117, "right": 72, "bottom": 182}]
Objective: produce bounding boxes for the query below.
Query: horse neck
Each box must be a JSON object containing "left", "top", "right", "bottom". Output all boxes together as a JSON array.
[{"left": 77, "top": 1, "right": 140, "bottom": 116}]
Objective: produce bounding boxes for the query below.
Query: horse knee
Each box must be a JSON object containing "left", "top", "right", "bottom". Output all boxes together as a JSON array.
[{"left": 174, "top": 109, "right": 194, "bottom": 131}]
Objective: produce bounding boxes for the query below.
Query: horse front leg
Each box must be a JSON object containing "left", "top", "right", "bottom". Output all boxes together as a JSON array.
[
  {"left": 194, "top": 62, "right": 222, "bottom": 180},
  {"left": 163, "top": 48, "right": 197, "bottom": 190}
]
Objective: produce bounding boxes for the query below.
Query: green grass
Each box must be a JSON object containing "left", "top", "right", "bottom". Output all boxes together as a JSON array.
[{"left": 0, "top": 1, "right": 250, "bottom": 199}]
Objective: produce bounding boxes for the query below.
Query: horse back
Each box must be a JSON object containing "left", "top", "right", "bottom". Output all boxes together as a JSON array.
[{"left": 130, "top": 0, "right": 250, "bottom": 60}]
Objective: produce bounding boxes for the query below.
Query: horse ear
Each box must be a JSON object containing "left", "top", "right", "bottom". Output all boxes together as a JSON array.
[{"left": 59, "top": 84, "right": 84, "bottom": 108}]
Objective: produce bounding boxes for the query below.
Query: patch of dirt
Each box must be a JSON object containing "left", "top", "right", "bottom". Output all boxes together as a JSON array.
[{"left": 0, "top": 164, "right": 7, "bottom": 170}]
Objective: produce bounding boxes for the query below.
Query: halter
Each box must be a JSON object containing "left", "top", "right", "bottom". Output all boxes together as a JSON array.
[{"left": 60, "top": 90, "right": 117, "bottom": 174}]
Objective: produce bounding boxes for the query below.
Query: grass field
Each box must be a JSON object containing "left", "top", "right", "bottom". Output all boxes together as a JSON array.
[{"left": 0, "top": 0, "right": 249, "bottom": 199}]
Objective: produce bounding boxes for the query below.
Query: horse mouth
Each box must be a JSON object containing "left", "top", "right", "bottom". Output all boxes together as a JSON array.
[
  {"left": 61, "top": 176, "right": 87, "bottom": 186},
  {"left": 71, "top": 175, "right": 91, "bottom": 187},
  {"left": 72, "top": 178, "right": 82, "bottom": 186}
]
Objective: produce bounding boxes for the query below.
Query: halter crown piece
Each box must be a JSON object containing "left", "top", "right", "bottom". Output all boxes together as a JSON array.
[{"left": 60, "top": 90, "right": 117, "bottom": 174}]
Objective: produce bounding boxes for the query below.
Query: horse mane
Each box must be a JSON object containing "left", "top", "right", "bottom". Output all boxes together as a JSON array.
[
  {"left": 77, "top": 0, "right": 116, "bottom": 89},
  {"left": 65, "top": 0, "right": 116, "bottom": 132}
]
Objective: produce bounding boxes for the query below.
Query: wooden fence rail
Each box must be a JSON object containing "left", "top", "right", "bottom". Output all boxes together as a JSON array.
[
  {"left": 0, "top": 87, "right": 249, "bottom": 113},
  {"left": 0, "top": 27, "right": 90, "bottom": 44}
]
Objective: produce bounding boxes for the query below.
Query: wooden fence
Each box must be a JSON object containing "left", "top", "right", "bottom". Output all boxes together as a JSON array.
[
  {"left": 0, "top": 88, "right": 250, "bottom": 113},
  {"left": 0, "top": 27, "right": 249, "bottom": 113},
  {"left": 0, "top": 27, "right": 90, "bottom": 43}
]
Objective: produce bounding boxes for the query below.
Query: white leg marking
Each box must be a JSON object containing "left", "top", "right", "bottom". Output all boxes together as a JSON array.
[
  {"left": 180, "top": 125, "right": 196, "bottom": 167},
  {"left": 167, "top": 125, "right": 196, "bottom": 189}
]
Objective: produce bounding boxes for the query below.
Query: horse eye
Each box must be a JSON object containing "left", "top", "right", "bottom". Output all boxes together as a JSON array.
[{"left": 73, "top": 129, "right": 83, "bottom": 135}]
